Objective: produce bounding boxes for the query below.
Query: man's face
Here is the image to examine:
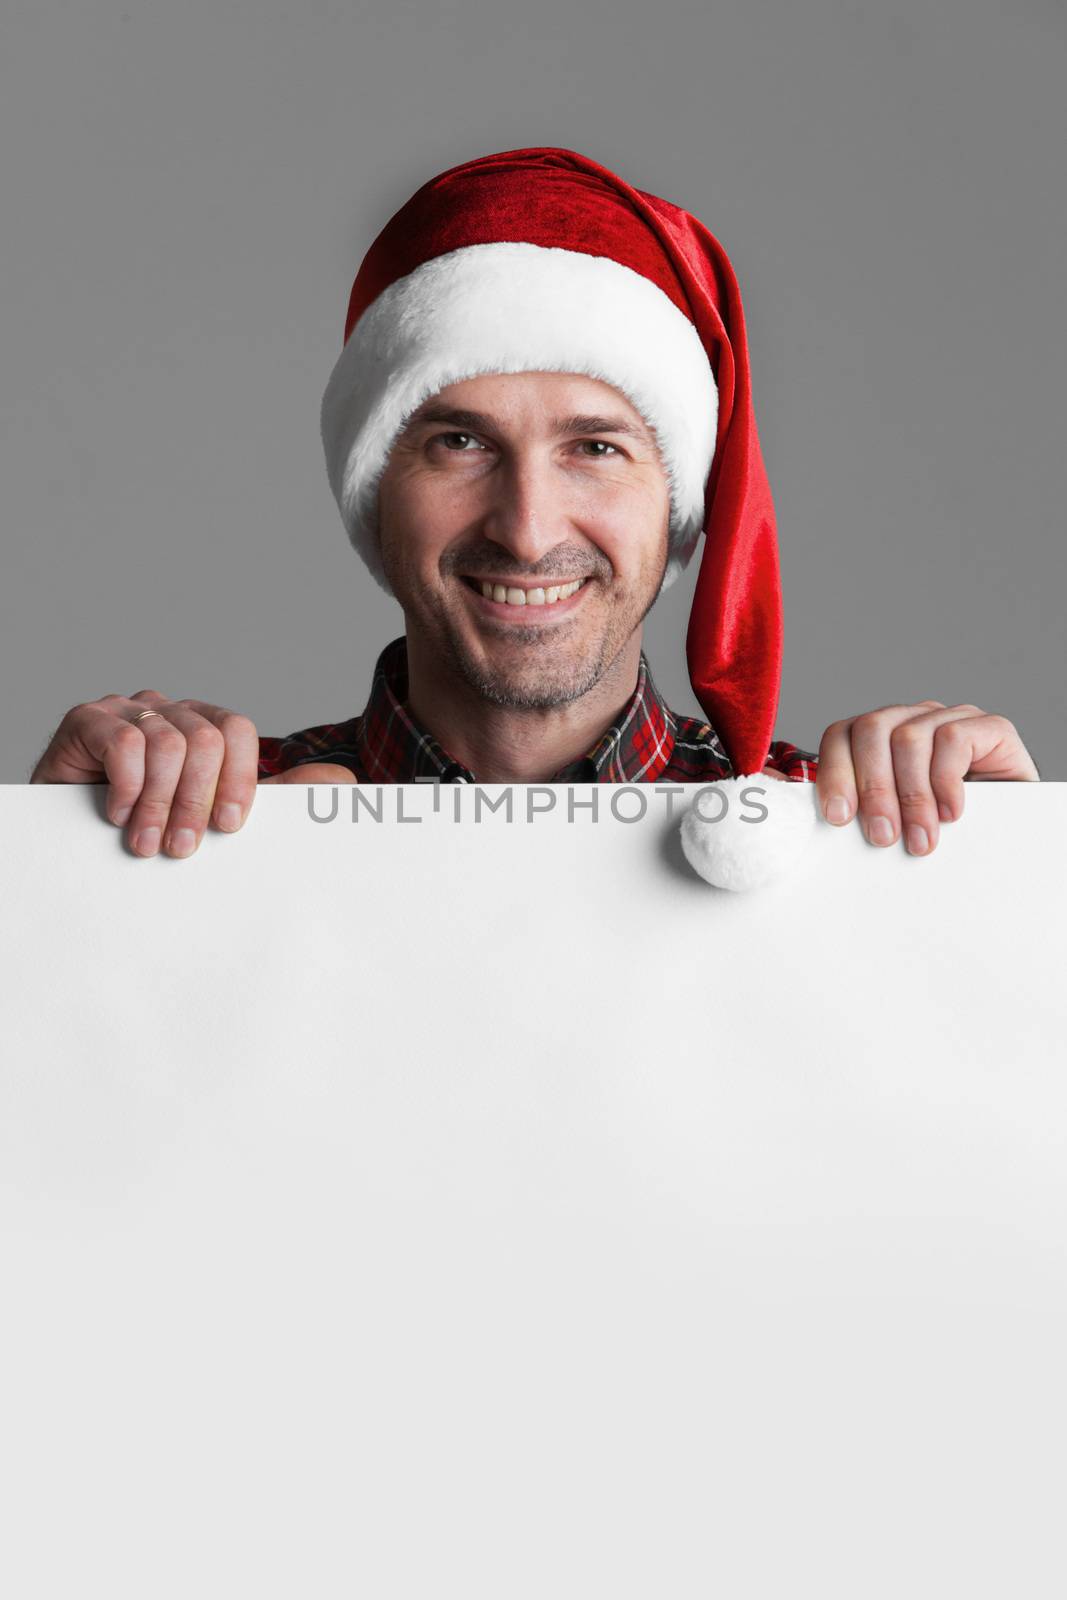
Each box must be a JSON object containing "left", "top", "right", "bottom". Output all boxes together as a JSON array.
[{"left": 376, "top": 371, "right": 672, "bottom": 709}]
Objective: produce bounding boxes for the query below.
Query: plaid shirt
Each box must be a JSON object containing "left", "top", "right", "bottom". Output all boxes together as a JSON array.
[{"left": 257, "top": 635, "right": 819, "bottom": 784}]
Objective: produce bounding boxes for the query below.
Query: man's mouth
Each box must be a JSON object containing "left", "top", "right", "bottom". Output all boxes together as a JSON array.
[{"left": 459, "top": 576, "right": 589, "bottom": 608}]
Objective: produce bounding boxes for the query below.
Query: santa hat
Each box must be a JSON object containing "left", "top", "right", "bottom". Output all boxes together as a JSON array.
[{"left": 320, "top": 146, "right": 784, "bottom": 785}]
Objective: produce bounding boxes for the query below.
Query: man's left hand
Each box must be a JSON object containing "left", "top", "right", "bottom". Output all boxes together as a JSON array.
[{"left": 812, "top": 701, "right": 1040, "bottom": 856}]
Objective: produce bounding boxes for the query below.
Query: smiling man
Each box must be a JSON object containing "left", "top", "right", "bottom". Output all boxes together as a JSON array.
[
  {"left": 30, "top": 147, "right": 1039, "bottom": 859},
  {"left": 359, "top": 368, "right": 739, "bottom": 786}
]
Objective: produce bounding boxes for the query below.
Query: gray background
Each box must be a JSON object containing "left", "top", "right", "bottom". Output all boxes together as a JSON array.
[{"left": 2, "top": 0, "right": 1063, "bottom": 780}]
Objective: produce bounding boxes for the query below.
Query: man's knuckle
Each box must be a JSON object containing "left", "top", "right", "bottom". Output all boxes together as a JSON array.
[
  {"left": 170, "top": 794, "right": 214, "bottom": 824},
  {"left": 889, "top": 723, "right": 925, "bottom": 751},
  {"left": 184, "top": 724, "right": 226, "bottom": 760},
  {"left": 856, "top": 778, "right": 896, "bottom": 802},
  {"left": 133, "top": 799, "right": 173, "bottom": 826},
  {"left": 895, "top": 786, "right": 933, "bottom": 809},
  {"left": 218, "top": 710, "right": 257, "bottom": 742},
  {"left": 851, "top": 709, "right": 891, "bottom": 737},
  {"left": 151, "top": 727, "right": 187, "bottom": 757}
]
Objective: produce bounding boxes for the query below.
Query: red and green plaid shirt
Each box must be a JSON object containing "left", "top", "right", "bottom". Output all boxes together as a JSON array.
[{"left": 257, "top": 634, "right": 819, "bottom": 784}]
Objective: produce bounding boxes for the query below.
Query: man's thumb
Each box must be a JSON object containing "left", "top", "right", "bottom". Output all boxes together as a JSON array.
[{"left": 260, "top": 763, "right": 359, "bottom": 785}]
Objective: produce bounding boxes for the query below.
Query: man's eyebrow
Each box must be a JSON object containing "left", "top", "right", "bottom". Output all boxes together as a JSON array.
[{"left": 401, "top": 403, "right": 653, "bottom": 443}]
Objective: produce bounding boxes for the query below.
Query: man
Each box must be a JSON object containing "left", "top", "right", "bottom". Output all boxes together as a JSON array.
[{"left": 30, "top": 148, "right": 1039, "bottom": 862}]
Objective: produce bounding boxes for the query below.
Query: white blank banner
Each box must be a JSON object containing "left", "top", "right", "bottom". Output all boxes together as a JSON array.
[{"left": 1, "top": 783, "right": 1065, "bottom": 1598}]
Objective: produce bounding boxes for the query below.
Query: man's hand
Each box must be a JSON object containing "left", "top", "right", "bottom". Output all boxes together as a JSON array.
[
  {"left": 31, "top": 692, "right": 360, "bottom": 857},
  {"left": 815, "top": 701, "right": 1040, "bottom": 856},
  {"left": 30, "top": 690, "right": 269, "bottom": 857}
]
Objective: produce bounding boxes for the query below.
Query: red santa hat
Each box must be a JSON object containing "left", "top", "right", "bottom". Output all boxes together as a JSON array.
[{"left": 320, "top": 146, "right": 784, "bottom": 781}]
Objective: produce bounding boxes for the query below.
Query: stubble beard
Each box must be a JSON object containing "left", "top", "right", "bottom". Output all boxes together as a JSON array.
[
  {"left": 433, "top": 554, "right": 668, "bottom": 712},
  {"left": 441, "top": 616, "right": 616, "bottom": 710}
]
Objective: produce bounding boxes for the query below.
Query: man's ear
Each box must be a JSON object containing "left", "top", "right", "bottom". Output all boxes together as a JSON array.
[{"left": 260, "top": 764, "right": 359, "bottom": 785}]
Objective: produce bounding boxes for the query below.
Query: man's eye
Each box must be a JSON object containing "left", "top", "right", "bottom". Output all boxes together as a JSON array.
[
  {"left": 578, "top": 440, "right": 620, "bottom": 457},
  {"left": 435, "top": 432, "right": 485, "bottom": 451}
]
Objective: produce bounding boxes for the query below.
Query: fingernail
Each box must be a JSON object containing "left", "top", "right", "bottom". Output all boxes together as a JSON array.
[
  {"left": 133, "top": 827, "right": 161, "bottom": 857},
  {"left": 216, "top": 802, "right": 243, "bottom": 832},
  {"left": 868, "top": 816, "right": 895, "bottom": 847},
  {"left": 166, "top": 828, "right": 197, "bottom": 858},
  {"left": 825, "top": 794, "right": 852, "bottom": 825},
  {"left": 939, "top": 802, "right": 954, "bottom": 822},
  {"left": 906, "top": 825, "right": 929, "bottom": 855},
  {"left": 112, "top": 804, "right": 132, "bottom": 826}
]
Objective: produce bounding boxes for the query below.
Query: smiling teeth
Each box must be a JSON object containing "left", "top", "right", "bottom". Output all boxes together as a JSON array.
[{"left": 481, "top": 579, "right": 584, "bottom": 605}]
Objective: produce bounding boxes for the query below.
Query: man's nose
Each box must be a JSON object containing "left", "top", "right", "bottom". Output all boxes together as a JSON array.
[{"left": 480, "top": 452, "right": 573, "bottom": 567}]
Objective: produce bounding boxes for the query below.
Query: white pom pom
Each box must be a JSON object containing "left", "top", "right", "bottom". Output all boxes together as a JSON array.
[{"left": 679, "top": 774, "right": 818, "bottom": 892}]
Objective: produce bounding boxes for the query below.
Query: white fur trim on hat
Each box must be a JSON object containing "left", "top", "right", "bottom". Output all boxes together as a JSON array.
[{"left": 320, "top": 240, "right": 718, "bottom": 596}]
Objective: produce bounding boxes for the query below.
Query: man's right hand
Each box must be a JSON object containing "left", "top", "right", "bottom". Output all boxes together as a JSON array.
[{"left": 30, "top": 690, "right": 265, "bottom": 858}]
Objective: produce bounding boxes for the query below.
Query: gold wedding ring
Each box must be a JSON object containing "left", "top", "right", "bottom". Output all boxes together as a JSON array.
[{"left": 131, "top": 708, "right": 164, "bottom": 723}]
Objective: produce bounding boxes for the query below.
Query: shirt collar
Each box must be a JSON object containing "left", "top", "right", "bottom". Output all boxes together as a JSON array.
[{"left": 355, "top": 635, "right": 678, "bottom": 784}]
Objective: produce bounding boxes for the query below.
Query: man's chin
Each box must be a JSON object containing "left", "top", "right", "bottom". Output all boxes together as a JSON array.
[
  {"left": 446, "top": 634, "right": 604, "bottom": 711},
  {"left": 461, "top": 664, "right": 597, "bottom": 711}
]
